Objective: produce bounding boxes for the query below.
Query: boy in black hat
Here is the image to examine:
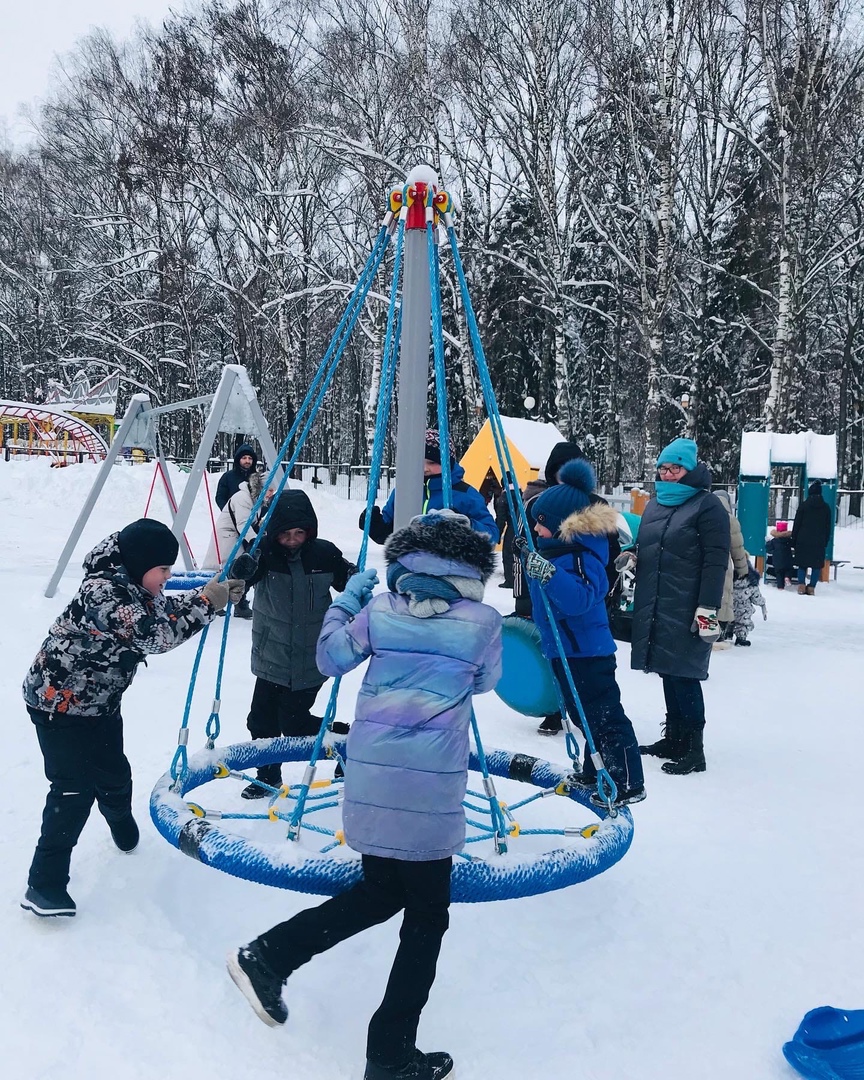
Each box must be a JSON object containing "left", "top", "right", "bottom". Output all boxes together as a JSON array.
[
  {"left": 359, "top": 429, "right": 499, "bottom": 545},
  {"left": 21, "top": 519, "right": 245, "bottom": 917},
  {"left": 238, "top": 490, "right": 359, "bottom": 798}
]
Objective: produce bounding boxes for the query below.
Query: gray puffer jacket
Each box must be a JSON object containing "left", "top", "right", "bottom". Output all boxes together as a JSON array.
[{"left": 248, "top": 490, "right": 356, "bottom": 690}]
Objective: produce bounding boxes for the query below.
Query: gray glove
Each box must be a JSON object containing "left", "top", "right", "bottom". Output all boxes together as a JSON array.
[
  {"left": 614, "top": 551, "right": 636, "bottom": 572},
  {"left": 524, "top": 551, "right": 556, "bottom": 585},
  {"left": 201, "top": 576, "right": 246, "bottom": 610}
]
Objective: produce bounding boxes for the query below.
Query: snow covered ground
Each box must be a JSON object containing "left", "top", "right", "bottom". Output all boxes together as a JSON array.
[{"left": 1, "top": 458, "right": 862, "bottom": 1080}]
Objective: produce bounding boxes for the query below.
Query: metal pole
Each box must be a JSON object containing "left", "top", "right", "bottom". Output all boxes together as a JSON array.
[
  {"left": 45, "top": 394, "right": 151, "bottom": 598},
  {"left": 393, "top": 169, "right": 436, "bottom": 529}
]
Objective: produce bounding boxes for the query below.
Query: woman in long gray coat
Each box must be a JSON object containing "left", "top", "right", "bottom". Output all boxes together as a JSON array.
[{"left": 629, "top": 438, "right": 730, "bottom": 775}]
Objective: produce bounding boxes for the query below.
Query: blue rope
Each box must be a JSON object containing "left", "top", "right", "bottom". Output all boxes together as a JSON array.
[
  {"left": 427, "top": 193, "right": 452, "bottom": 505},
  {"left": 286, "top": 217, "right": 406, "bottom": 839},
  {"left": 170, "top": 221, "right": 394, "bottom": 791},
  {"left": 445, "top": 220, "right": 617, "bottom": 808}
]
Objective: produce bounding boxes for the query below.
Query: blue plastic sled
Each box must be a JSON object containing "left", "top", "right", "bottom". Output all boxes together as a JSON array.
[
  {"left": 494, "top": 614, "right": 559, "bottom": 717},
  {"left": 784, "top": 1007, "right": 864, "bottom": 1079}
]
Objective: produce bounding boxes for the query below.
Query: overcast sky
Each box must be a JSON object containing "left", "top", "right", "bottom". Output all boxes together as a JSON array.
[{"left": 1, "top": 1, "right": 181, "bottom": 145}]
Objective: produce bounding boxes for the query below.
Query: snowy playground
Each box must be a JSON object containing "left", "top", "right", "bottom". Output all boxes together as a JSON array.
[{"left": 1, "top": 457, "right": 863, "bottom": 1080}]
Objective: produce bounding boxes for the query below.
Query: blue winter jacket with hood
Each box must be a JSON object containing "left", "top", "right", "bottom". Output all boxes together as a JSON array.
[
  {"left": 527, "top": 500, "right": 620, "bottom": 659},
  {"left": 380, "top": 463, "right": 499, "bottom": 543},
  {"left": 316, "top": 548, "right": 502, "bottom": 862}
]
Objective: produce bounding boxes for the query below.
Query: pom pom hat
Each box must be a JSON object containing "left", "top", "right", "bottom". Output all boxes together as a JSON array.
[
  {"left": 423, "top": 428, "right": 456, "bottom": 466},
  {"left": 656, "top": 438, "right": 698, "bottom": 472},
  {"left": 118, "top": 519, "right": 180, "bottom": 585},
  {"left": 530, "top": 459, "right": 596, "bottom": 536}
]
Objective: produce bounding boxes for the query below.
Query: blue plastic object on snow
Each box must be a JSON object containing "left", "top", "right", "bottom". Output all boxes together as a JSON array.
[
  {"left": 494, "top": 614, "right": 559, "bottom": 717},
  {"left": 783, "top": 1007, "right": 864, "bottom": 1079}
]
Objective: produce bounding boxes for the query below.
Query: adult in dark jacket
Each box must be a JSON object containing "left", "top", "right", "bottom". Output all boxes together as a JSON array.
[
  {"left": 215, "top": 443, "right": 258, "bottom": 510},
  {"left": 241, "top": 489, "right": 357, "bottom": 798},
  {"left": 630, "top": 438, "right": 730, "bottom": 775},
  {"left": 791, "top": 482, "right": 832, "bottom": 595},
  {"left": 360, "top": 429, "right": 499, "bottom": 545}
]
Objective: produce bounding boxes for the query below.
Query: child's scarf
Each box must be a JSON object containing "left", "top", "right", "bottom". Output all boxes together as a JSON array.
[{"left": 386, "top": 560, "right": 484, "bottom": 618}]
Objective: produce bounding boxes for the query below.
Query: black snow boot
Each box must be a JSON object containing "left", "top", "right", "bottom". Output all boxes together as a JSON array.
[
  {"left": 364, "top": 1050, "right": 454, "bottom": 1080},
  {"left": 661, "top": 728, "right": 706, "bottom": 775},
  {"left": 109, "top": 814, "right": 140, "bottom": 852},
  {"left": 639, "top": 715, "right": 685, "bottom": 760},
  {"left": 241, "top": 764, "right": 282, "bottom": 800},
  {"left": 226, "top": 944, "right": 288, "bottom": 1027},
  {"left": 233, "top": 597, "right": 253, "bottom": 620},
  {"left": 537, "top": 713, "right": 563, "bottom": 736},
  {"left": 21, "top": 885, "right": 77, "bottom": 918}
]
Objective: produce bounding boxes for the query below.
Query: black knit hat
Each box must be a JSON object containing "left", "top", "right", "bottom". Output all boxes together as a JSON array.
[
  {"left": 544, "top": 441, "right": 585, "bottom": 485},
  {"left": 117, "top": 519, "right": 179, "bottom": 584},
  {"left": 424, "top": 429, "right": 457, "bottom": 466}
]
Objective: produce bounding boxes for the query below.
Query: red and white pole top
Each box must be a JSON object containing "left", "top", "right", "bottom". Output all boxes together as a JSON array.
[{"left": 389, "top": 164, "right": 453, "bottom": 230}]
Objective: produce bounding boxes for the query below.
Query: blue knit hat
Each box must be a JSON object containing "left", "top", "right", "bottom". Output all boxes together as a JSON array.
[
  {"left": 530, "top": 459, "right": 596, "bottom": 536},
  {"left": 656, "top": 438, "right": 698, "bottom": 471}
]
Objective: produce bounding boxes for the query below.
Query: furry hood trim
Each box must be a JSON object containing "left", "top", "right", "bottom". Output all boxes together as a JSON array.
[
  {"left": 385, "top": 513, "right": 496, "bottom": 582},
  {"left": 558, "top": 501, "right": 619, "bottom": 542}
]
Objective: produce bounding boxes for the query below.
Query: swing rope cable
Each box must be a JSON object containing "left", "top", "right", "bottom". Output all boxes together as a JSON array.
[
  {"left": 444, "top": 216, "right": 618, "bottom": 809},
  {"left": 285, "top": 211, "right": 406, "bottom": 839},
  {"left": 169, "top": 218, "right": 395, "bottom": 788}
]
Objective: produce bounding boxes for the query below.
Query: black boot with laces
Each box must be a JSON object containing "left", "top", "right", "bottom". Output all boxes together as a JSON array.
[{"left": 364, "top": 1049, "right": 454, "bottom": 1080}]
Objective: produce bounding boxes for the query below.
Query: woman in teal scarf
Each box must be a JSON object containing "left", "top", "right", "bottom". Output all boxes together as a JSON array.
[{"left": 627, "top": 439, "right": 731, "bottom": 775}]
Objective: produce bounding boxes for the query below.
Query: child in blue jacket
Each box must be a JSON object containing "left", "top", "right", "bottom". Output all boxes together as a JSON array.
[
  {"left": 227, "top": 510, "right": 502, "bottom": 1080},
  {"left": 525, "top": 460, "right": 645, "bottom": 806}
]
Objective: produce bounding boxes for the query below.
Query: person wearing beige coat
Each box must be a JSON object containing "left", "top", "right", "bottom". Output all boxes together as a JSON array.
[{"left": 714, "top": 490, "right": 749, "bottom": 622}]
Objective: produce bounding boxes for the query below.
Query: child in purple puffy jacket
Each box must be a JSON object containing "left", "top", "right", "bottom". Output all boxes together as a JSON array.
[{"left": 227, "top": 510, "right": 501, "bottom": 1080}]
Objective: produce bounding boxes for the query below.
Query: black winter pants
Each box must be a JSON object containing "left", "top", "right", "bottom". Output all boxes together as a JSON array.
[
  {"left": 27, "top": 708, "right": 133, "bottom": 891},
  {"left": 662, "top": 676, "right": 705, "bottom": 732},
  {"left": 552, "top": 655, "right": 644, "bottom": 793},
  {"left": 258, "top": 854, "right": 452, "bottom": 1068},
  {"left": 247, "top": 678, "right": 323, "bottom": 784}
]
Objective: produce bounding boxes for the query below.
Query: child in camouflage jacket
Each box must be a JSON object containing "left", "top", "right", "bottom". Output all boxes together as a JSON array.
[
  {"left": 730, "top": 563, "right": 767, "bottom": 646},
  {"left": 21, "top": 518, "right": 243, "bottom": 918}
]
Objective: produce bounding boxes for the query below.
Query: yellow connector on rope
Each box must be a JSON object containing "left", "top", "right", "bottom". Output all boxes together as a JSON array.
[
  {"left": 334, "top": 830, "right": 345, "bottom": 845},
  {"left": 311, "top": 779, "right": 331, "bottom": 789},
  {"left": 508, "top": 822, "right": 521, "bottom": 838},
  {"left": 580, "top": 824, "right": 600, "bottom": 839},
  {"left": 268, "top": 806, "right": 284, "bottom": 823},
  {"left": 187, "top": 802, "right": 206, "bottom": 817},
  {"left": 212, "top": 763, "right": 230, "bottom": 779}
]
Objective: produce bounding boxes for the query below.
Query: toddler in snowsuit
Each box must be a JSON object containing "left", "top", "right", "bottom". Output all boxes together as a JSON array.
[
  {"left": 730, "top": 564, "right": 767, "bottom": 646},
  {"left": 227, "top": 509, "right": 502, "bottom": 1080},
  {"left": 526, "top": 459, "right": 645, "bottom": 806},
  {"left": 766, "top": 521, "right": 795, "bottom": 589},
  {"left": 239, "top": 489, "right": 357, "bottom": 799},
  {"left": 21, "top": 519, "right": 243, "bottom": 917}
]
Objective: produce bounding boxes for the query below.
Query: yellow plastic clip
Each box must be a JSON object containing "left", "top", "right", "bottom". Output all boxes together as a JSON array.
[
  {"left": 508, "top": 821, "right": 521, "bottom": 838},
  {"left": 555, "top": 780, "right": 571, "bottom": 796},
  {"left": 278, "top": 784, "right": 291, "bottom": 799},
  {"left": 268, "top": 805, "right": 282, "bottom": 822},
  {"left": 187, "top": 802, "right": 205, "bottom": 817},
  {"left": 334, "top": 829, "right": 345, "bottom": 845},
  {"left": 580, "top": 824, "right": 600, "bottom": 839},
  {"left": 212, "top": 763, "right": 230, "bottom": 779},
  {"left": 311, "top": 779, "right": 331, "bottom": 790},
  {"left": 389, "top": 189, "right": 403, "bottom": 213},
  {"left": 498, "top": 800, "right": 508, "bottom": 810}
]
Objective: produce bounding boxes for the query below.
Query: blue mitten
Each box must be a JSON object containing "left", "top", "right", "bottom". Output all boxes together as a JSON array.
[{"left": 331, "top": 568, "right": 379, "bottom": 617}]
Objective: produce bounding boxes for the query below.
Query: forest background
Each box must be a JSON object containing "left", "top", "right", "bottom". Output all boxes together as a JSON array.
[{"left": 0, "top": 0, "right": 862, "bottom": 486}]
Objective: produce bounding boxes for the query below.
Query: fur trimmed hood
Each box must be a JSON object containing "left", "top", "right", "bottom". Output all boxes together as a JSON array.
[
  {"left": 558, "top": 500, "right": 619, "bottom": 543},
  {"left": 385, "top": 510, "right": 496, "bottom": 582}
]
